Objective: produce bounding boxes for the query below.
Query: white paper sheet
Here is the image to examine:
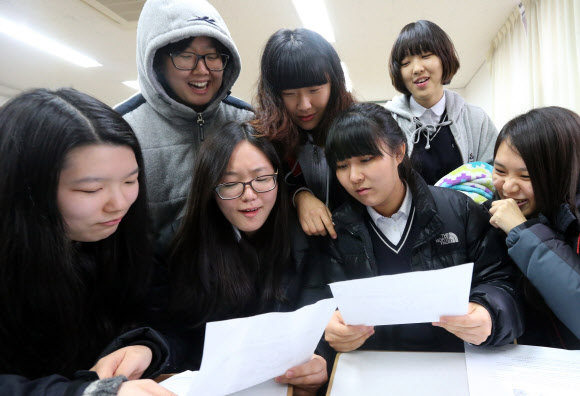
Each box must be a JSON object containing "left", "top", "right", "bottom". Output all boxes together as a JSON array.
[
  {"left": 465, "top": 343, "right": 580, "bottom": 396},
  {"left": 186, "top": 298, "right": 337, "bottom": 396},
  {"left": 329, "top": 263, "right": 473, "bottom": 326},
  {"left": 329, "top": 351, "right": 470, "bottom": 396},
  {"left": 160, "top": 371, "right": 288, "bottom": 396}
]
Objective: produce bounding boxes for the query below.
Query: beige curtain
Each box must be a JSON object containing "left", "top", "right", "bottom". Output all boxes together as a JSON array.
[{"left": 487, "top": 0, "right": 580, "bottom": 128}]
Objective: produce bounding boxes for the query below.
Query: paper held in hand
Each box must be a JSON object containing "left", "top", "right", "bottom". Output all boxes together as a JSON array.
[
  {"left": 186, "top": 298, "right": 337, "bottom": 396},
  {"left": 329, "top": 263, "right": 474, "bottom": 326}
]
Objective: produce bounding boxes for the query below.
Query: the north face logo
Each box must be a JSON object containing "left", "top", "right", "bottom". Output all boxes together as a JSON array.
[
  {"left": 188, "top": 16, "right": 218, "bottom": 26},
  {"left": 436, "top": 232, "right": 459, "bottom": 245}
]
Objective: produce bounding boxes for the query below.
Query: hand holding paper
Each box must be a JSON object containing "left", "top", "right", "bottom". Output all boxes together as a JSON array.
[
  {"left": 187, "top": 298, "right": 337, "bottom": 396},
  {"left": 274, "top": 354, "right": 327, "bottom": 396},
  {"left": 434, "top": 302, "right": 492, "bottom": 345},
  {"left": 324, "top": 310, "right": 375, "bottom": 352}
]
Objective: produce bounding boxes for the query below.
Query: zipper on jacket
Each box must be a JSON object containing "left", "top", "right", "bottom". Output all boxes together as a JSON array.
[
  {"left": 197, "top": 113, "right": 205, "bottom": 141},
  {"left": 313, "top": 145, "right": 320, "bottom": 164}
]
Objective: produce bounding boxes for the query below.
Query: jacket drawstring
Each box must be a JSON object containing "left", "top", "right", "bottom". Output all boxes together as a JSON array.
[{"left": 412, "top": 115, "right": 453, "bottom": 150}]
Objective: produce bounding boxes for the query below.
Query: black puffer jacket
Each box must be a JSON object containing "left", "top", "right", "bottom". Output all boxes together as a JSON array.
[
  {"left": 0, "top": 327, "right": 171, "bottom": 396},
  {"left": 301, "top": 170, "right": 524, "bottom": 353}
]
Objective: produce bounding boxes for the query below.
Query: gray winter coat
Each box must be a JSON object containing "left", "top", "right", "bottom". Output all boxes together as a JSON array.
[
  {"left": 385, "top": 90, "right": 498, "bottom": 164},
  {"left": 116, "top": 0, "right": 254, "bottom": 236}
]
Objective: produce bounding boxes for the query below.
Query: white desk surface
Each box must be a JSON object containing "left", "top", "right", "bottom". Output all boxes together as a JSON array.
[{"left": 328, "top": 351, "right": 469, "bottom": 396}]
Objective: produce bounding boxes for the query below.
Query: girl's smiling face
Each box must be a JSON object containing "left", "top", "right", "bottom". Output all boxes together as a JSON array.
[
  {"left": 492, "top": 139, "right": 536, "bottom": 217},
  {"left": 163, "top": 36, "right": 224, "bottom": 110},
  {"left": 400, "top": 52, "right": 444, "bottom": 108}
]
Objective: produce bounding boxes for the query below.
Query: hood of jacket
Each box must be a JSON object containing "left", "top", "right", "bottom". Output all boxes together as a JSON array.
[
  {"left": 136, "top": 0, "right": 241, "bottom": 121},
  {"left": 385, "top": 89, "right": 467, "bottom": 124}
]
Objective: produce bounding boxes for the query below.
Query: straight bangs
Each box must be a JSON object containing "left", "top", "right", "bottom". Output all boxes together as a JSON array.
[
  {"left": 496, "top": 107, "right": 580, "bottom": 222},
  {"left": 269, "top": 46, "right": 330, "bottom": 91},
  {"left": 389, "top": 20, "right": 459, "bottom": 93},
  {"left": 325, "top": 114, "right": 383, "bottom": 170},
  {"left": 392, "top": 29, "right": 436, "bottom": 65}
]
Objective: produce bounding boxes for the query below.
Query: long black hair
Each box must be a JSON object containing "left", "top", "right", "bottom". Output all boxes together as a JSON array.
[
  {"left": 0, "top": 88, "right": 152, "bottom": 378},
  {"left": 494, "top": 106, "right": 580, "bottom": 224},
  {"left": 168, "top": 121, "right": 291, "bottom": 326},
  {"left": 495, "top": 107, "right": 580, "bottom": 347},
  {"left": 253, "top": 28, "right": 355, "bottom": 156}
]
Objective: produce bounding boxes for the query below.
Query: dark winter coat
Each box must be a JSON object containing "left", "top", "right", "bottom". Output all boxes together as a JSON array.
[
  {"left": 0, "top": 327, "right": 171, "bottom": 396},
  {"left": 301, "top": 171, "right": 524, "bottom": 354},
  {"left": 504, "top": 193, "right": 580, "bottom": 349}
]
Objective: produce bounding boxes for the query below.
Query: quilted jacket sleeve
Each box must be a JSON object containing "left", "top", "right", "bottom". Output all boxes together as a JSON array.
[
  {"left": 0, "top": 371, "right": 96, "bottom": 396},
  {"left": 506, "top": 219, "right": 580, "bottom": 339},
  {"left": 464, "top": 199, "right": 525, "bottom": 346}
]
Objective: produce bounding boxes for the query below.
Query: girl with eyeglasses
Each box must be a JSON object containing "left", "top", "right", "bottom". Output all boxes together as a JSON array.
[
  {"left": 488, "top": 107, "right": 580, "bottom": 349},
  {"left": 0, "top": 88, "right": 174, "bottom": 396},
  {"left": 116, "top": 0, "right": 254, "bottom": 243},
  {"left": 154, "top": 121, "right": 327, "bottom": 395},
  {"left": 386, "top": 20, "right": 498, "bottom": 185},
  {"left": 253, "top": 28, "right": 355, "bottom": 240}
]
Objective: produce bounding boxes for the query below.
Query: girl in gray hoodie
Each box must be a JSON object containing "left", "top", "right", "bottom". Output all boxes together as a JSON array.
[{"left": 117, "top": 0, "right": 254, "bottom": 240}]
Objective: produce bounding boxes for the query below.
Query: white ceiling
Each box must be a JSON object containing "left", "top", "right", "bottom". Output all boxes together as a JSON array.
[{"left": 0, "top": 0, "right": 516, "bottom": 107}]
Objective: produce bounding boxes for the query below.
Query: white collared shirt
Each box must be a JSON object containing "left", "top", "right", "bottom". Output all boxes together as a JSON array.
[
  {"left": 410, "top": 92, "right": 446, "bottom": 126},
  {"left": 366, "top": 185, "right": 413, "bottom": 245}
]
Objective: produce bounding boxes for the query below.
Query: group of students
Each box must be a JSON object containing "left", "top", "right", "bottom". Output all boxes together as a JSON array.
[{"left": 1, "top": 0, "right": 579, "bottom": 395}]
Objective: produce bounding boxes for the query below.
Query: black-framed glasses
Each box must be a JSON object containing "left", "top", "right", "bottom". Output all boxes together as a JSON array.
[
  {"left": 215, "top": 171, "right": 278, "bottom": 200},
  {"left": 169, "top": 51, "right": 229, "bottom": 71}
]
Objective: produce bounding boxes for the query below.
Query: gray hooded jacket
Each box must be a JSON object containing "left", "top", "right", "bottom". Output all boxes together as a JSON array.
[
  {"left": 385, "top": 90, "right": 498, "bottom": 164},
  {"left": 116, "top": 0, "right": 254, "bottom": 236}
]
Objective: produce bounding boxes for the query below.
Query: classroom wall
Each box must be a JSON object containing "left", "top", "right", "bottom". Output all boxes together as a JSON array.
[
  {"left": 0, "top": 85, "right": 21, "bottom": 106},
  {"left": 462, "top": 62, "right": 495, "bottom": 127}
]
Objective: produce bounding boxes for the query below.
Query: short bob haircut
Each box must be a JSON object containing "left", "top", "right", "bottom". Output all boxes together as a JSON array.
[
  {"left": 169, "top": 121, "right": 291, "bottom": 326},
  {"left": 493, "top": 106, "right": 580, "bottom": 223},
  {"left": 325, "top": 102, "right": 412, "bottom": 181},
  {"left": 0, "top": 88, "right": 151, "bottom": 377},
  {"left": 253, "top": 28, "right": 354, "bottom": 156},
  {"left": 389, "top": 20, "right": 460, "bottom": 95}
]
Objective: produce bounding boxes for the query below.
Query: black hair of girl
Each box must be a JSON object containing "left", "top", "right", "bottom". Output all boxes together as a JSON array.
[
  {"left": 0, "top": 88, "right": 152, "bottom": 378},
  {"left": 325, "top": 102, "right": 412, "bottom": 181},
  {"left": 153, "top": 36, "right": 230, "bottom": 104},
  {"left": 168, "top": 121, "right": 291, "bottom": 326},
  {"left": 389, "top": 20, "right": 460, "bottom": 95},
  {"left": 494, "top": 106, "right": 580, "bottom": 223},
  {"left": 254, "top": 28, "right": 355, "bottom": 156}
]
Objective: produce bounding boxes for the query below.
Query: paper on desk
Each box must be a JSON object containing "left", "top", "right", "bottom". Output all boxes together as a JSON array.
[
  {"left": 329, "top": 263, "right": 473, "bottom": 326},
  {"left": 160, "top": 371, "right": 288, "bottom": 396},
  {"left": 186, "top": 298, "right": 337, "bottom": 396},
  {"left": 465, "top": 343, "right": 580, "bottom": 396}
]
